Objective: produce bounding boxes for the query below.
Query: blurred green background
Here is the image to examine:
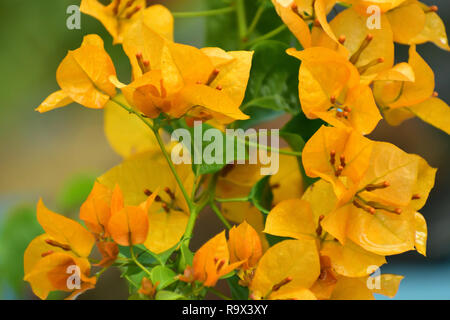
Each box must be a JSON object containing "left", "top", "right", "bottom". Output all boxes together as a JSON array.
[{"left": 0, "top": 0, "right": 448, "bottom": 299}]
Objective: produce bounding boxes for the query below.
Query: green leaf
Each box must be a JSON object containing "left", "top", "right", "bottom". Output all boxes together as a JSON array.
[
  {"left": 155, "top": 290, "right": 186, "bottom": 300},
  {"left": 227, "top": 275, "right": 249, "bottom": 300},
  {"left": 248, "top": 176, "right": 273, "bottom": 214},
  {"left": 0, "top": 205, "right": 42, "bottom": 298},
  {"left": 56, "top": 172, "right": 96, "bottom": 212},
  {"left": 151, "top": 266, "right": 177, "bottom": 290},
  {"left": 244, "top": 40, "right": 300, "bottom": 114}
]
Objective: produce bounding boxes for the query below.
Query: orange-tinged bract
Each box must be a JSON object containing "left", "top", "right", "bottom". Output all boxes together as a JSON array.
[
  {"left": 36, "top": 35, "right": 117, "bottom": 112},
  {"left": 191, "top": 231, "right": 244, "bottom": 287},
  {"left": 228, "top": 221, "right": 263, "bottom": 270}
]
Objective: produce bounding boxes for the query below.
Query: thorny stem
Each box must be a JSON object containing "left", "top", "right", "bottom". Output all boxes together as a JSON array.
[{"left": 215, "top": 197, "right": 249, "bottom": 203}]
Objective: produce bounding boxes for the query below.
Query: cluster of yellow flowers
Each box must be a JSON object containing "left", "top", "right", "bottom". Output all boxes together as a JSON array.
[{"left": 24, "top": 0, "right": 448, "bottom": 300}]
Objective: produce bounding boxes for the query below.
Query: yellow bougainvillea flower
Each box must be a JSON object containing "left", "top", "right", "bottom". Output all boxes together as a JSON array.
[
  {"left": 119, "top": 22, "right": 252, "bottom": 123},
  {"left": 287, "top": 47, "right": 381, "bottom": 134},
  {"left": 250, "top": 239, "right": 320, "bottom": 300},
  {"left": 96, "top": 241, "right": 119, "bottom": 267},
  {"left": 24, "top": 200, "right": 97, "bottom": 299},
  {"left": 80, "top": 1, "right": 173, "bottom": 44},
  {"left": 98, "top": 149, "right": 194, "bottom": 253},
  {"left": 265, "top": 197, "right": 386, "bottom": 279},
  {"left": 302, "top": 126, "right": 373, "bottom": 201},
  {"left": 228, "top": 221, "right": 263, "bottom": 270},
  {"left": 36, "top": 34, "right": 116, "bottom": 113},
  {"left": 303, "top": 126, "right": 436, "bottom": 255},
  {"left": 374, "top": 45, "right": 450, "bottom": 134},
  {"left": 106, "top": 184, "right": 158, "bottom": 246},
  {"left": 190, "top": 231, "right": 244, "bottom": 287},
  {"left": 330, "top": 274, "right": 403, "bottom": 300}
]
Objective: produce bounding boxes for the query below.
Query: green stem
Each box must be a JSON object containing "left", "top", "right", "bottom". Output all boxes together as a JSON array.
[
  {"left": 111, "top": 98, "right": 193, "bottom": 212},
  {"left": 207, "top": 287, "right": 232, "bottom": 300},
  {"left": 239, "top": 137, "right": 302, "bottom": 157},
  {"left": 172, "top": 7, "right": 235, "bottom": 18},
  {"left": 215, "top": 197, "right": 249, "bottom": 203},
  {"left": 211, "top": 202, "right": 232, "bottom": 230},
  {"left": 246, "top": 3, "right": 266, "bottom": 37},
  {"left": 244, "top": 24, "right": 287, "bottom": 48},
  {"left": 236, "top": 0, "right": 247, "bottom": 40},
  {"left": 130, "top": 245, "right": 152, "bottom": 278}
]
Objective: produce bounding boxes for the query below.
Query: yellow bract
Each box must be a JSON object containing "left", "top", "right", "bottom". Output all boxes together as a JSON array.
[
  {"left": 36, "top": 35, "right": 116, "bottom": 112},
  {"left": 80, "top": 1, "right": 173, "bottom": 44},
  {"left": 250, "top": 239, "right": 320, "bottom": 300},
  {"left": 288, "top": 47, "right": 381, "bottom": 134}
]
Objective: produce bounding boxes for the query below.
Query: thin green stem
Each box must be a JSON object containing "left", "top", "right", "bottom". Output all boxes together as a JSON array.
[
  {"left": 211, "top": 202, "right": 232, "bottom": 230},
  {"left": 246, "top": 3, "right": 266, "bottom": 38},
  {"left": 215, "top": 197, "right": 249, "bottom": 203},
  {"left": 172, "top": 7, "right": 235, "bottom": 18},
  {"left": 244, "top": 24, "right": 287, "bottom": 48},
  {"left": 130, "top": 245, "right": 152, "bottom": 278},
  {"left": 111, "top": 97, "right": 193, "bottom": 212},
  {"left": 239, "top": 137, "right": 302, "bottom": 157},
  {"left": 207, "top": 287, "right": 232, "bottom": 300},
  {"left": 236, "top": 0, "right": 247, "bottom": 40}
]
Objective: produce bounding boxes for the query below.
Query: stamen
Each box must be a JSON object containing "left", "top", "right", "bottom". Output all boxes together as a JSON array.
[
  {"left": 340, "top": 155, "right": 346, "bottom": 168},
  {"left": 136, "top": 53, "right": 147, "bottom": 74},
  {"left": 126, "top": 0, "right": 136, "bottom": 8},
  {"left": 113, "top": 0, "right": 121, "bottom": 16},
  {"left": 216, "top": 259, "right": 226, "bottom": 273},
  {"left": 161, "top": 203, "right": 170, "bottom": 213},
  {"left": 366, "top": 201, "right": 402, "bottom": 215},
  {"left": 45, "top": 239, "right": 71, "bottom": 251},
  {"left": 313, "top": 19, "right": 321, "bottom": 27},
  {"left": 272, "top": 277, "right": 293, "bottom": 292},
  {"left": 338, "top": 35, "right": 346, "bottom": 44},
  {"left": 425, "top": 5, "right": 438, "bottom": 13},
  {"left": 357, "top": 57, "right": 385, "bottom": 74},
  {"left": 352, "top": 198, "right": 375, "bottom": 214},
  {"left": 41, "top": 250, "right": 54, "bottom": 258},
  {"left": 216, "top": 85, "right": 223, "bottom": 91},
  {"left": 144, "top": 189, "right": 162, "bottom": 202},
  {"left": 271, "top": 183, "right": 281, "bottom": 189},
  {"left": 143, "top": 60, "right": 150, "bottom": 73},
  {"left": 330, "top": 96, "right": 336, "bottom": 104},
  {"left": 126, "top": 5, "right": 141, "bottom": 19},
  {"left": 412, "top": 194, "right": 421, "bottom": 200},
  {"left": 330, "top": 150, "right": 336, "bottom": 166},
  {"left": 316, "top": 215, "right": 325, "bottom": 236},
  {"left": 433, "top": 91, "right": 439, "bottom": 97},
  {"left": 365, "top": 181, "right": 390, "bottom": 192},
  {"left": 349, "top": 34, "right": 374, "bottom": 65},
  {"left": 335, "top": 165, "right": 344, "bottom": 177},
  {"left": 164, "top": 187, "right": 176, "bottom": 200},
  {"left": 206, "top": 69, "right": 220, "bottom": 86}
]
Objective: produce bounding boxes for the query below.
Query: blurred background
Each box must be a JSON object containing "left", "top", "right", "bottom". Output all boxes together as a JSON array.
[{"left": 0, "top": 0, "right": 448, "bottom": 300}]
